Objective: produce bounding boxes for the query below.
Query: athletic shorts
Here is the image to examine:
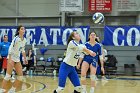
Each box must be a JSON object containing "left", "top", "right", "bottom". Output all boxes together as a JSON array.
[{"left": 83, "top": 58, "right": 97, "bottom": 67}]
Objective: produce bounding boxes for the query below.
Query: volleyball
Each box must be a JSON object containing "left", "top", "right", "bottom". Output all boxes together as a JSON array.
[{"left": 92, "top": 12, "right": 104, "bottom": 24}]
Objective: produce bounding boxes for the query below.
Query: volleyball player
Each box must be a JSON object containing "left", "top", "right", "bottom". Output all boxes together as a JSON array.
[
  {"left": 77, "top": 32, "right": 104, "bottom": 93},
  {"left": 53, "top": 31, "right": 96, "bottom": 93},
  {"left": 0, "top": 25, "right": 27, "bottom": 93}
]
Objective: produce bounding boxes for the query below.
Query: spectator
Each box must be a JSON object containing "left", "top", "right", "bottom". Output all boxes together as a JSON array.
[
  {"left": 26, "top": 49, "right": 36, "bottom": 71},
  {"left": 0, "top": 35, "right": 10, "bottom": 74},
  {"left": 22, "top": 49, "right": 36, "bottom": 74}
]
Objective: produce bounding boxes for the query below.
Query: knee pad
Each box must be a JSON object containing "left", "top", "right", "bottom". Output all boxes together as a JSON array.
[
  {"left": 56, "top": 86, "right": 64, "bottom": 93},
  {"left": 81, "top": 76, "right": 86, "bottom": 81},
  {"left": 90, "top": 75, "right": 96, "bottom": 81},
  {"left": 17, "top": 76, "right": 23, "bottom": 81},
  {"left": 4, "top": 73, "right": 11, "bottom": 81},
  {"left": 74, "top": 86, "right": 82, "bottom": 92}
]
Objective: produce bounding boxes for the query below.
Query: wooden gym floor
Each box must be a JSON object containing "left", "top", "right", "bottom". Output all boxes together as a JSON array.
[{"left": 0, "top": 75, "right": 140, "bottom": 93}]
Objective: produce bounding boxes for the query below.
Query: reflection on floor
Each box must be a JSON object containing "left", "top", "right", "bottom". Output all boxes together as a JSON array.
[{"left": 0, "top": 75, "right": 140, "bottom": 93}]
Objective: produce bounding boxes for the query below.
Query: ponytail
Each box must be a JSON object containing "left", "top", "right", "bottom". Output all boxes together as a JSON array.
[{"left": 67, "top": 32, "right": 75, "bottom": 45}]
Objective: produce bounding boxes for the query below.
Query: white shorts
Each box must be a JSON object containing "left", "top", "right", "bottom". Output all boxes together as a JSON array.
[{"left": 7, "top": 55, "right": 20, "bottom": 62}]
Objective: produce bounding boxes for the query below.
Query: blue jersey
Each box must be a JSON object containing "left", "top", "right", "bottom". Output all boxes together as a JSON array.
[
  {"left": 0, "top": 42, "right": 10, "bottom": 57},
  {"left": 83, "top": 42, "right": 102, "bottom": 65}
]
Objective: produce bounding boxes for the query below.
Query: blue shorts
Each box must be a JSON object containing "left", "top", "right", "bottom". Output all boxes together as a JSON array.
[
  {"left": 58, "top": 62, "right": 80, "bottom": 88},
  {"left": 83, "top": 58, "right": 97, "bottom": 67}
]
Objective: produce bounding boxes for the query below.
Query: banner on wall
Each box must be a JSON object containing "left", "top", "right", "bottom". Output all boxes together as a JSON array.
[
  {"left": 60, "top": 0, "right": 84, "bottom": 12},
  {"left": 0, "top": 26, "right": 90, "bottom": 46},
  {"left": 103, "top": 26, "right": 140, "bottom": 46},
  {"left": 89, "top": 0, "right": 112, "bottom": 12}
]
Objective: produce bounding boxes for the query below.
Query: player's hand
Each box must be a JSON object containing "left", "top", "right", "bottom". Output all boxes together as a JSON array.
[{"left": 89, "top": 51, "right": 96, "bottom": 57}]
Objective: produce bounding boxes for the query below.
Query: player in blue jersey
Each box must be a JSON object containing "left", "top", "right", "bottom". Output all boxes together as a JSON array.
[
  {"left": 0, "top": 25, "right": 28, "bottom": 93},
  {"left": 53, "top": 31, "right": 96, "bottom": 93},
  {"left": 77, "top": 32, "right": 104, "bottom": 93}
]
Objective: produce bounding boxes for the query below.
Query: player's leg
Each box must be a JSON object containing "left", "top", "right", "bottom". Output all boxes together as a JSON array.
[
  {"left": 54, "top": 62, "right": 69, "bottom": 93},
  {"left": 68, "top": 67, "right": 81, "bottom": 93},
  {"left": 0, "top": 60, "right": 15, "bottom": 92},
  {"left": 15, "top": 62, "right": 23, "bottom": 83},
  {"left": 89, "top": 62, "right": 97, "bottom": 93},
  {"left": 81, "top": 61, "right": 90, "bottom": 93},
  {"left": 8, "top": 62, "right": 23, "bottom": 92}
]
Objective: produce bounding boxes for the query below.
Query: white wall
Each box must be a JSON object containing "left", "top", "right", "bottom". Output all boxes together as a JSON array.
[{"left": 0, "top": 0, "right": 59, "bottom": 16}]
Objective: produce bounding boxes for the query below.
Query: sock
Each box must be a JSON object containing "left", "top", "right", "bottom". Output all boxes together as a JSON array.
[
  {"left": 82, "top": 85, "right": 87, "bottom": 92},
  {"left": 90, "top": 87, "right": 95, "bottom": 93},
  {"left": 55, "top": 86, "right": 64, "bottom": 93}
]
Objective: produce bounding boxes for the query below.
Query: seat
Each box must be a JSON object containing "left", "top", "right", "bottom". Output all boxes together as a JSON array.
[
  {"left": 45, "top": 57, "right": 55, "bottom": 66},
  {"left": 44, "top": 57, "right": 56, "bottom": 75},
  {"left": 55, "top": 56, "right": 64, "bottom": 73},
  {"left": 34, "top": 57, "right": 46, "bottom": 75},
  {"left": 105, "top": 55, "right": 118, "bottom": 77},
  {"left": 34, "top": 65, "right": 45, "bottom": 75}
]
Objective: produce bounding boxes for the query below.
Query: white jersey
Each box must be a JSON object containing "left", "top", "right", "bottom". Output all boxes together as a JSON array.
[
  {"left": 8, "top": 36, "right": 26, "bottom": 62},
  {"left": 63, "top": 40, "right": 85, "bottom": 66}
]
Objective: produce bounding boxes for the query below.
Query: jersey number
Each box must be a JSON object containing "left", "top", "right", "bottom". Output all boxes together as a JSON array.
[{"left": 74, "top": 53, "right": 80, "bottom": 59}]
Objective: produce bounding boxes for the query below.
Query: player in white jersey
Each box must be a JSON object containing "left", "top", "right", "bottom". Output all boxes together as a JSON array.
[
  {"left": 53, "top": 31, "right": 96, "bottom": 93},
  {"left": 0, "top": 25, "right": 27, "bottom": 93}
]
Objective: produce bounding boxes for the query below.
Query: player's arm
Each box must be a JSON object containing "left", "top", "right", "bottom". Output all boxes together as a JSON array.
[
  {"left": 68, "top": 41, "right": 96, "bottom": 56},
  {"left": 100, "top": 46, "right": 104, "bottom": 67},
  {"left": 77, "top": 53, "right": 84, "bottom": 69},
  {"left": 99, "top": 55, "right": 104, "bottom": 67},
  {"left": 22, "top": 39, "right": 28, "bottom": 64},
  {"left": 98, "top": 45, "right": 104, "bottom": 72},
  {"left": 82, "top": 47, "right": 96, "bottom": 57},
  {"left": 22, "top": 52, "right": 28, "bottom": 64},
  {"left": 8, "top": 37, "right": 16, "bottom": 55},
  {"left": 8, "top": 37, "right": 17, "bottom": 62}
]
